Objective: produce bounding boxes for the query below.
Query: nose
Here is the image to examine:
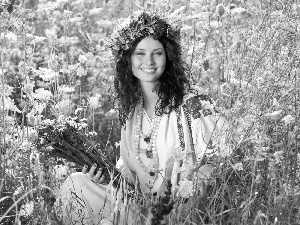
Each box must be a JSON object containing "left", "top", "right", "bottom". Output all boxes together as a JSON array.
[{"left": 144, "top": 53, "right": 155, "bottom": 65}]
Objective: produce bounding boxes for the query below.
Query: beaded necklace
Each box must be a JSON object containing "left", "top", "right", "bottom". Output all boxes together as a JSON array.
[
  {"left": 133, "top": 98, "right": 195, "bottom": 187},
  {"left": 133, "top": 99, "right": 162, "bottom": 176}
]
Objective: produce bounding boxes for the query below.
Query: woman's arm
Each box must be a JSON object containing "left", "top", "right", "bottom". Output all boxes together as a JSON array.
[
  {"left": 183, "top": 94, "right": 229, "bottom": 162},
  {"left": 116, "top": 126, "right": 135, "bottom": 183}
]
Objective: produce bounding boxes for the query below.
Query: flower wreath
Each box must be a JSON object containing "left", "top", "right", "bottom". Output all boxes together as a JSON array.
[{"left": 109, "top": 11, "right": 181, "bottom": 61}]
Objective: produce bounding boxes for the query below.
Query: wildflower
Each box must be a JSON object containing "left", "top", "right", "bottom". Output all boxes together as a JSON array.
[
  {"left": 0, "top": 0, "right": 10, "bottom": 7},
  {"left": 35, "top": 102, "right": 47, "bottom": 115},
  {"left": 57, "top": 0, "right": 69, "bottom": 4},
  {"left": 115, "top": 141, "right": 120, "bottom": 148},
  {"left": 20, "top": 126, "right": 38, "bottom": 142},
  {"left": 30, "top": 150, "right": 42, "bottom": 176},
  {"left": 273, "top": 151, "right": 283, "bottom": 164},
  {"left": 281, "top": 115, "right": 295, "bottom": 125},
  {"left": 55, "top": 99, "right": 73, "bottom": 115},
  {"left": 13, "top": 185, "right": 24, "bottom": 196},
  {"left": 110, "top": 31, "right": 120, "bottom": 41},
  {"left": 107, "top": 108, "right": 117, "bottom": 117},
  {"left": 0, "top": 68, "right": 7, "bottom": 76},
  {"left": 0, "top": 31, "right": 17, "bottom": 42},
  {"left": 255, "top": 174, "right": 262, "bottom": 184},
  {"left": 33, "top": 88, "right": 53, "bottom": 101},
  {"left": 220, "top": 82, "right": 231, "bottom": 96},
  {"left": 233, "top": 162, "right": 243, "bottom": 171},
  {"left": 53, "top": 164, "right": 69, "bottom": 180},
  {"left": 107, "top": 75, "right": 114, "bottom": 82},
  {"left": 176, "top": 178, "right": 194, "bottom": 198},
  {"left": 68, "top": 63, "right": 79, "bottom": 72},
  {"left": 60, "top": 68, "right": 71, "bottom": 75},
  {"left": 96, "top": 19, "right": 113, "bottom": 27},
  {"left": 89, "top": 7, "right": 103, "bottom": 16},
  {"left": 263, "top": 110, "right": 283, "bottom": 120},
  {"left": 75, "top": 107, "right": 84, "bottom": 115},
  {"left": 272, "top": 98, "right": 279, "bottom": 107},
  {"left": 201, "top": 100, "right": 214, "bottom": 110},
  {"left": 241, "top": 80, "right": 252, "bottom": 90},
  {"left": 80, "top": 118, "right": 87, "bottom": 123},
  {"left": 58, "top": 85, "right": 75, "bottom": 93},
  {"left": 256, "top": 76, "right": 264, "bottom": 86},
  {"left": 169, "top": 6, "right": 187, "bottom": 18},
  {"left": 67, "top": 120, "right": 78, "bottom": 128},
  {"left": 38, "top": 67, "right": 56, "bottom": 81},
  {"left": 62, "top": 10, "right": 73, "bottom": 18},
  {"left": 3, "top": 96, "right": 20, "bottom": 112},
  {"left": 79, "top": 122, "right": 88, "bottom": 129},
  {"left": 78, "top": 54, "right": 88, "bottom": 64},
  {"left": 18, "top": 61, "right": 30, "bottom": 76},
  {"left": 210, "top": 21, "right": 219, "bottom": 29},
  {"left": 41, "top": 119, "right": 55, "bottom": 126},
  {"left": 88, "top": 94, "right": 101, "bottom": 109},
  {"left": 58, "top": 36, "right": 80, "bottom": 45},
  {"left": 77, "top": 66, "right": 87, "bottom": 76},
  {"left": 37, "top": 1, "right": 59, "bottom": 14},
  {"left": 70, "top": 16, "right": 84, "bottom": 23},
  {"left": 88, "top": 131, "right": 97, "bottom": 136},
  {"left": 118, "top": 17, "right": 132, "bottom": 30},
  {"left": 45, "top": 146, "right": 54, "bottom": 152},
  {"left": 19, "top": 201, "right": 34, "bottom": 217},
  {"left": 45, "top": 29, "right": 58, "bottom": 47}
]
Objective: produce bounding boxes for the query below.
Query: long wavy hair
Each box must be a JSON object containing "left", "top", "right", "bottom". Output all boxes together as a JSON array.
[{"left": 114, "top": 34, "right": 190, "bottom": 126}]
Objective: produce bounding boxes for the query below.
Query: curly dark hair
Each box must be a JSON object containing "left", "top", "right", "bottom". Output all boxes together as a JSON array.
[{"left": 113, "top": 17, "right": 190, "bottom": 126}]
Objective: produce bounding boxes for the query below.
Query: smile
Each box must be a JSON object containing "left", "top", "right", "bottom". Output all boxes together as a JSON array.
[{"left": 141, "top": 68, "right": 157, "bottom": 73}]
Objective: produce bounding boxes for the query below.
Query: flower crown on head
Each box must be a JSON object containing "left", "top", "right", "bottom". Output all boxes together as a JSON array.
[{"left": 109, "top": 11, "right": 181, "bottom": 61}]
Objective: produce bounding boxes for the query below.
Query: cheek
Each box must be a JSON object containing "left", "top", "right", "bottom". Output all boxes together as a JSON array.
[
  {"left": 160, "top": 58, "right": 167, "bottom": 69},
  {"left": 131, "top": 57, "right": 140, "bottom": 69}
]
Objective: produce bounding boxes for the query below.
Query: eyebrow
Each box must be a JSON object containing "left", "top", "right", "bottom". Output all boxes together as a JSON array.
[{"left": 134, "top": 48, "right": 164, "bottom": 51}]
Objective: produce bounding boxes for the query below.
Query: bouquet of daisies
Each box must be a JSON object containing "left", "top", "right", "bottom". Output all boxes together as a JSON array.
[{"left": 36, "top": 115, "right": 139, "bottom": 198}]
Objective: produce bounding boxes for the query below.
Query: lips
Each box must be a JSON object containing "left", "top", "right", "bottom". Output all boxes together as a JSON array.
[{"left": 141, "top": 68, "right": 157, "bottom": 73}]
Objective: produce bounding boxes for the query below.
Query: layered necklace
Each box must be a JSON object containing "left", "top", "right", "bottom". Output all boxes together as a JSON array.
[{"left": 133, "top": 99, "right": 162, "bottom": 177}]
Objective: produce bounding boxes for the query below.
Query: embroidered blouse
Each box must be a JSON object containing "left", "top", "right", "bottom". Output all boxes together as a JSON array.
[{"left": 116, "top": 90, "right": 228, "bottom": 195}]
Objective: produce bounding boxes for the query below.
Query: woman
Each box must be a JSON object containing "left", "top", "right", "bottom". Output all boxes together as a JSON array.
[{"left": 58, "top": 11, "right": 228, "bottom": 224}]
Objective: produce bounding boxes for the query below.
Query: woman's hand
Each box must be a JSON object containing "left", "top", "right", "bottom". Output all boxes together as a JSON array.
[{"left": 82, "top": 163, "right": 105, "bottom": 184}]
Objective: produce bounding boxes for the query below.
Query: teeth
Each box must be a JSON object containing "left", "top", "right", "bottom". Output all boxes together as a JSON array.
[{"left": 142, "top": 69, "right": 156, "bottom": 73}]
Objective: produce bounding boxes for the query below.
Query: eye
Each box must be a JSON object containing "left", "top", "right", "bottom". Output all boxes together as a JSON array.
[
  {"left": 153, "top": 51, "right": 164, "bottom": 56},
  {"left": 134, "top": 51, "right": 145, "bottom": 55}
]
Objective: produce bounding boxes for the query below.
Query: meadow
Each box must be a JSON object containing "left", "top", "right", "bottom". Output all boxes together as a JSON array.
[{"left": 0, "top": 0, "right": 300, "bottom": 224}]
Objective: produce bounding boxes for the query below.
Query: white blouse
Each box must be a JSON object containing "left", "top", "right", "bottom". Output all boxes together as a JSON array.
[{"left": 116, "top": 92, "right": 228, "bottom": 195}]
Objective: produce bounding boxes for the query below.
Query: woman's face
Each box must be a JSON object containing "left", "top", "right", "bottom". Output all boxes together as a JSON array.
[{"left": 131, "top": 36, "right": 166, "bottom": 85}]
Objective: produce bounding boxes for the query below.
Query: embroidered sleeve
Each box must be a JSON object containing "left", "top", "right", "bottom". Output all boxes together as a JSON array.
[{"left": 183, "top": 94, "right": 229, "bottom": 163}]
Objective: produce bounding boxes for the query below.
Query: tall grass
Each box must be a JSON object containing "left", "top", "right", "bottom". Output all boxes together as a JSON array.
[{"left": 1, "top": 0, "right": 300, "bottom": 224}]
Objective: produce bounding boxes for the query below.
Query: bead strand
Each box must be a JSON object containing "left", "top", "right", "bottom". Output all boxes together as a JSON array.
[{"left": 133, "top": 99, "right": 161, "bottom": 174}]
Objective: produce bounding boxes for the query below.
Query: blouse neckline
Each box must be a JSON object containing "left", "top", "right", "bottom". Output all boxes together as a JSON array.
[{"left": 143, "top": 107, "right": 152, "bottom": 124}]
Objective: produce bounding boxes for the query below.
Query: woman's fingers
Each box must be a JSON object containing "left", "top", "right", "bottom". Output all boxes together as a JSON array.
[
  {"left": 82, "top": 163, "right": 105, "bottom": 184},
  {"left": 82, "top": 164, "right": 88, "bottom": 174},
  {"left": 93, "top": 168, "right": 103, "bottom": 182},
  {"left": 89, "top": 163, "right": 97, "bottom": 177},
  {"left": 99, "top": 175, "right": 105, "bottom": 183}
]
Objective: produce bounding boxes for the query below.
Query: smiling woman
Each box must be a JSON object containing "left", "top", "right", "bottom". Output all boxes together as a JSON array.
[
  {"left": 58, "top": 11, "right": 228, "bottom": 224},
  {"left": 131, "top": 36, "right": 166, "bottom": 84},
  {"left": 131, "top": 36, "right": 167, "bottom": 118}
]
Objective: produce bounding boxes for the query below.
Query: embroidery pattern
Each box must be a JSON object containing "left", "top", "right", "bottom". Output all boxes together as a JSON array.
[{"left": 183, "top": 95, "right": 215, "bottom": 119}]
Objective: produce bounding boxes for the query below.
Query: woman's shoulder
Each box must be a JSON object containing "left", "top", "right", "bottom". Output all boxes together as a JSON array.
[
  {"left": 183, "top": 86, "right": 208, "bottom": 102},
  {"left": 182, "top": 86, "right": 216, "bottom": 119}
]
